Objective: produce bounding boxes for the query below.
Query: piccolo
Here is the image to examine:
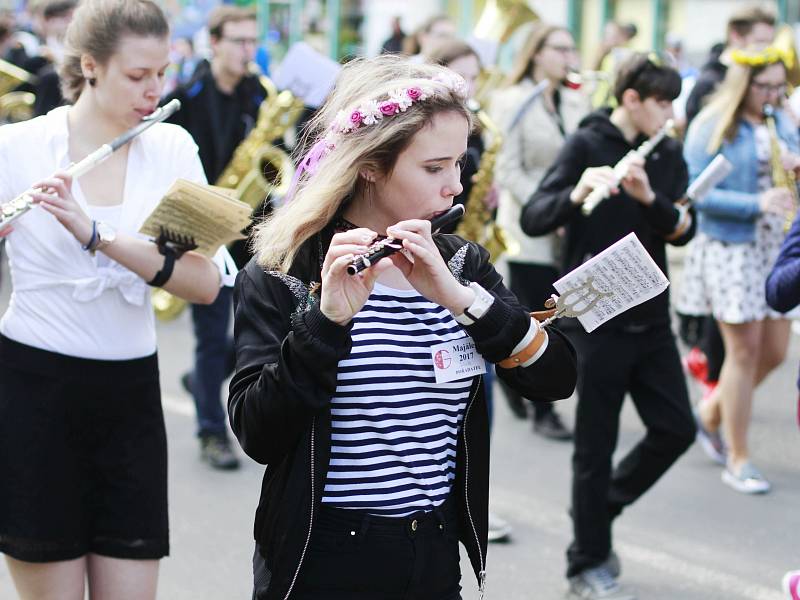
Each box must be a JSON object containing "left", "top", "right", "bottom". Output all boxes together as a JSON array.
[
  {"left": 581, "top": 118, "right": 674, "bottom": 216},
  {"left": 347, "top": 204, "right": 465, "bottom": 275},
  {"left": 0, "top": 99, "right": 182, "bottom": 228}
]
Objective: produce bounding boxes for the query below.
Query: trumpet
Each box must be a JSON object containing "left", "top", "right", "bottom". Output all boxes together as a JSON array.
[
  {"left": 564, "top": 70, "right": 610, "bottom": 88},
  {"left": 581, "top": 119, "right": 674, "bottom": 216},
  {"left": 0, "top": 99, "right": 181, "bottom": 228},
  {"left": 763, "top": 103, "right": 799, "bottom": 232}
]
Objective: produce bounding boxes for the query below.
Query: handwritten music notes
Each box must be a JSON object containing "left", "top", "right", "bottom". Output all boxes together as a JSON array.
[
  {"left": 139, "top": 179, "right": 253, "bottom": 257},
  {"left": 552, "top": 233, "right": 669, "bottom": 332}
]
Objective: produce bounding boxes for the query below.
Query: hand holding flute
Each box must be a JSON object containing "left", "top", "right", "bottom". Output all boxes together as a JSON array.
[
  {"left": 571, "top": 154, "right": 656, "bottom": 212},
  {"left": 320, "top": 205, "right": 474, "bottom": 326}
]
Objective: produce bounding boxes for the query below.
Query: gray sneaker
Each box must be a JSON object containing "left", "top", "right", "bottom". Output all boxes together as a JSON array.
[
  {"left": 603, "top": 550, "right": 621, "bottom": 578},
  {"left": 200, "top": 434, "right": 240, "bottom": 470},
  {"left": 487, "top": 511, "right": 512, "bottom": 542},
  {"left": 721, "top": 461, "right": 770, "bottom": 494},
  {"left": 568, "top": 565, "right": 636, "bottom": 600}
]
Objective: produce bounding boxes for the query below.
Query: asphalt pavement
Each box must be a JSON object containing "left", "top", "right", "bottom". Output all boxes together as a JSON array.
[{"left": 0, "top": 252, "right": 798, "bottom": 599}]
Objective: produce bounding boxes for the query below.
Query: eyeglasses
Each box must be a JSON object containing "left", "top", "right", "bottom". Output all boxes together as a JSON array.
[
  {"left": 221, "top": 36, "right": 259, "bottom": 47},
  {"left": 750, "top": 81, "right": 787, "bottom": 95},
  {"left": 543, "top": 44, "right": 578, "bottom": 54}
]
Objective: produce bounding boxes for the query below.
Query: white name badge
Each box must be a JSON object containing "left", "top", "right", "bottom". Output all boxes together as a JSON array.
[{"left": 431, "top": 336, "right": 487, "bottom": 384}]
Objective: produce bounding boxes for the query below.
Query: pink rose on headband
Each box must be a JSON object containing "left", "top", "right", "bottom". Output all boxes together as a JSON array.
[
  {"left": 406, "top": 87, "right": 422, "bottom": 101},
  {"left": 349, "top": 110, "right": 364, "bottom": 127},
  {"left": 379, "top": 101, "right": 400, "bottom": 116}
]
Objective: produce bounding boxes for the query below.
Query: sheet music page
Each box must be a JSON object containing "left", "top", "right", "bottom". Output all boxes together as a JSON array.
[
  {"left": 139, "top": 179, "right": 253, "bottom": 257},
  {"left": 552, "top": 232, "right": 670, "bottom": 332}
]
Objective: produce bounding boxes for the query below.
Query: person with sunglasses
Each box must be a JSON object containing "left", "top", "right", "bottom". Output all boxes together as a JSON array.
[
  {"left": 679, "top": 46, "right": 800, "bottom": 494},
  {"left": 522, "top": 53, "right": 697, "bottom": 600},
  {"left": 162, "top": 5, "right": 266, "bottom": 470}
]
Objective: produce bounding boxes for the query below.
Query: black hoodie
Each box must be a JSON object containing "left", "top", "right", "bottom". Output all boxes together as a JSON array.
[{"left": 520, "top": 108, "right": 695, "bottom": 331}]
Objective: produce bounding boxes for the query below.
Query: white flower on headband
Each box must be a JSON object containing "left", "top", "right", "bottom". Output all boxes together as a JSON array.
[{"left": 328, "top": 71, "right": 469, "bottom": 137}]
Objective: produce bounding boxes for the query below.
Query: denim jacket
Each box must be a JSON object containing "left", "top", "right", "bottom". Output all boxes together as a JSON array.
[{"left": 683, "top": 108, "right": 799, "bottom": 243}]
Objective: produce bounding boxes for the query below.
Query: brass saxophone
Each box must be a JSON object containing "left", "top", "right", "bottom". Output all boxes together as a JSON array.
[
  {"left": 454, "top": 102, "right": 518, "bottom": 261},
  {"left": 215, "top": 71, "right": 304, "bottom": 209},
  {"left": 152, "top": 70, "right": 304, "bottom": 321},
  {"left": 763, "top": 103, "right": 799, "bottom": 232}
]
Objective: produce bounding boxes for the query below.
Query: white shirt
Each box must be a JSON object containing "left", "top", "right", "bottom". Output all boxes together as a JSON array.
[{"left": 0, "top": 106, "right": 207, "bottom": 360}]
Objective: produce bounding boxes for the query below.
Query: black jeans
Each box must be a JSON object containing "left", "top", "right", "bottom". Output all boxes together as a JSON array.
[
  {"left": 272, "top": 500, "right": 462, "bottom": 600},
  {"left": 565, "top": 325, "right": 696, "bottom": 577},
  {"left": 504, "top": 261, "right": 561, "bottom": 419}
]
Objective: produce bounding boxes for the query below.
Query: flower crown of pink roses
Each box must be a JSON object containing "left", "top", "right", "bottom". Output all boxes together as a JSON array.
[
  {"left": 284, "top": 71, "right": 468, "bottom": 202},
  {"left": 326, "top": 71, "right": 469, "bottom": 141}
]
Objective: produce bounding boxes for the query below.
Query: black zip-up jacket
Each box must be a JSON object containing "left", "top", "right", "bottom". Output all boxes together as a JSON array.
[
  {"left": 228, "top": 226, "right": 577, "bottom": 600},
  {"left": 521, "top": 109, "right": 696, "bottom": 332}
]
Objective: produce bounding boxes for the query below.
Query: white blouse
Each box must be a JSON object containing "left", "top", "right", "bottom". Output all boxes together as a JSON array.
[{"left": 0, "top": 106, "right": 207, "bottom": 360}]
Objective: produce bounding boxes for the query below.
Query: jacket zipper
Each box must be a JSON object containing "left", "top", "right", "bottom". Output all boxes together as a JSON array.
[
  {"left": 462, "top": 376, "right": 486, "bottom": 598},
  {"left": 283, "top": 418, "right": 316, "bottom": 600}
]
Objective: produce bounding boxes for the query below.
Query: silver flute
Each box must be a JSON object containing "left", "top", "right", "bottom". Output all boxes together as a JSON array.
[
  {"left": 581, "top": 118, "right": 674, "bottom": 216},
  {"left": 0, "top": 99, "right": 181, "bottom": 228}
]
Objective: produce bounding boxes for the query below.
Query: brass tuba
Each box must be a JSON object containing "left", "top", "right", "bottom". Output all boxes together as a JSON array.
[
  {"left": 0, "top": 59, "right": 35, "bottom": 123},
  {"left": 153, "top": 69, "right": 304, "bottom": 321},
  {"left": 472, "top": 0, "right": 539, "bottom": 104},
  {"left": 454, "top": 101, "right": 519, "bottom": 261}
]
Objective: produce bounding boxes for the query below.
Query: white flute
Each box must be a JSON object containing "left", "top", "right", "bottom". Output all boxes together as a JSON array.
[
  {"left": 581, "top": 118, "right": 674, "bottom": 216},
  {"left": 0, "top": 99, "right": 181, "bottom": 228}
]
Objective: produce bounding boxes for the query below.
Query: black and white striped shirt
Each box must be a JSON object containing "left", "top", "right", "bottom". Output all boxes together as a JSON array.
[{"left": 322, "top": 283, "right": 474, "bottom": 517}]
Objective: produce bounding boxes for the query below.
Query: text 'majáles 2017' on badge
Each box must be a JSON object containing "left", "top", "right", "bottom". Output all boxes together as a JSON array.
[{"left": 431, "top": 336, "right": 486, "bottom": 384}]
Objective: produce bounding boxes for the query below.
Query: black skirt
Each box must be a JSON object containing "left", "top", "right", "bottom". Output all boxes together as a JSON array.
[{"left": 0, "top": 335, "right": 169, "bottom": 562}]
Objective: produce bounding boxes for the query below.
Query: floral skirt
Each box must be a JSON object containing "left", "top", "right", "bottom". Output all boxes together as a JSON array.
[{"left": 677, "top": 215, "right": 800, "bottom": 323}]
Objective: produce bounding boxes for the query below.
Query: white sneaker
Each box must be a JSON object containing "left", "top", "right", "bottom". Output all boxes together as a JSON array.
[
  {"left": 487, "top": 511, "right": 511, "bottom": 542},
  {"left": 721, "top": 462, "right": 771, "bottom": 494},
  {"left": 568, "top": 565, "right": 637, "bottom": 600}
]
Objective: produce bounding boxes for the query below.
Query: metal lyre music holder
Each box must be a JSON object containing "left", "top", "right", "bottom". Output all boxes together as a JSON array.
[{"left": 539, "top": 277, "right": 612, "bottom": 326}]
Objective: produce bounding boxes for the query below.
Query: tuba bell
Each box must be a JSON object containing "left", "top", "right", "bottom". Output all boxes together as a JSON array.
[
  {"left": 472, "top": 0, "right": 539, "bottom": 104},
  {"left": 473, "top": 0, "right": 539, "bottom": 44}
]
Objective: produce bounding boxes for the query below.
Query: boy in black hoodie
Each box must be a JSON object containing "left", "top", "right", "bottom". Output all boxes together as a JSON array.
[{"left": 522, "top": 54, "right": 696, "bottom": 600}]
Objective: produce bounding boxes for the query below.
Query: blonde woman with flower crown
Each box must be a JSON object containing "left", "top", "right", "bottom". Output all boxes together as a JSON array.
[
  {"left": 679, "top": 46, "right": 800, "bottom": 494},
  {"left": 227, "top": 55, "right": 577, "bottom": 600}
]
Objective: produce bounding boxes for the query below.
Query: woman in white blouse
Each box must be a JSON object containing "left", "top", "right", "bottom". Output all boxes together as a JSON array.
[{"left": 0, "top": 2, "right": 220, "bottom": 599}]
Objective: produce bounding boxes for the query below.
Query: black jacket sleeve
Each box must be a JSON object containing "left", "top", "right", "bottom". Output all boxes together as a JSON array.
[
  {"left": 227, "top": 267, "right": 353, "bottom": 465},
  {"left": 520, "top": 134, "right": 587, "bottom": 236},
  {"left": 462, "top": 241, "right": 577, "bottom": 401},
  {"left": 641, "top": 144, "right": 695, "bottom": 246}
]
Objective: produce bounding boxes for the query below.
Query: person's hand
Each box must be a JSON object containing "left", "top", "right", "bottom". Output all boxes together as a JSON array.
[
  {"left": 759, "top": 187, "right": 795, "bottom": 215},
  {"left": 319, "top": 228, "right": 392, "bottom": 326},
  {"left": 569, "top": 166, "right": 618, "bottom": 205},
  {"left": 620, "top": 156, "right": 655, "bottom": 205},
  {"left": 482, "top": 185, "right": 499, "bottom": 211},
  {"left": 29, "top": 172, "right": 93, "bottom": 246},
  {"left": 385, "top": 218, "right": 474, "bottom": 314},
  {"left": 781, "top": 152, "right": 800, "bottom": 178}
]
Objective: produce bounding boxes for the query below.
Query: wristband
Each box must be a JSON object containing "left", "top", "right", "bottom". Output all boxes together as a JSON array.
[
  {"left": 147, "top": 246, "right": 177, "bottom": 287},
  {"left": 498, "top": 320, "right": 548, "bottom": 369},
  {"left": 454, "top": 282, "right": 495, "bottom": 326},
  {"left": 82, "top": 220, "right": 98, "bottom": 252}
]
